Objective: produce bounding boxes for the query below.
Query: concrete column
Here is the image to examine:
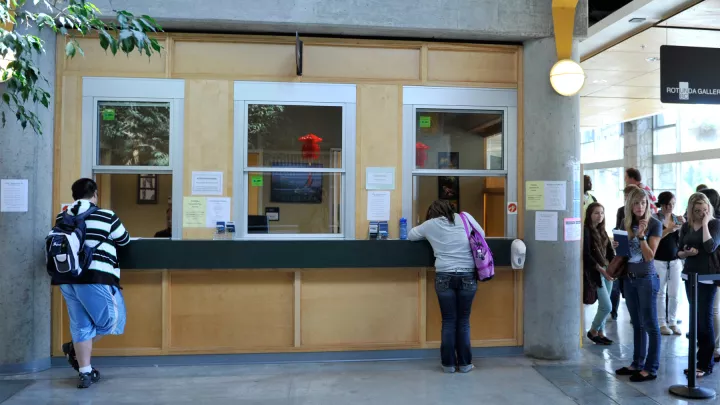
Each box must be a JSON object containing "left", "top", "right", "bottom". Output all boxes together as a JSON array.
[
  {"left": 522, "top": 37, "right": 581, "bottom": 360},
  {"left": 623, "top": 117, "right": 654, "bottom": 188},
  {"left": 0, "top": 20, "right": 55, "bottom": 374}
]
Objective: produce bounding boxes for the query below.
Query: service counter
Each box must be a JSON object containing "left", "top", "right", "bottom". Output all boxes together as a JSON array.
[{"left": 51, "top": 239, "right": 524, "bottom": 358}]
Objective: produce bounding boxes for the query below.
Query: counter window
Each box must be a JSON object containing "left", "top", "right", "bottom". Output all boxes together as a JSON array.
[
  {"left": 82, "top": 78, "right": 185, "bottom": 239},
  {"left": 234, "top": 82, "right": 357, "bottom": 239},
  {"left": 402, "top": 87, "right": 518, "bottom": 238}
]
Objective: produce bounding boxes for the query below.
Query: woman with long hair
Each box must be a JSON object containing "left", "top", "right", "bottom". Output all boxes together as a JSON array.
[
  {"left": 678, "top": 192, "right": 720, "bottom": 378},
  {"left": 408, "top": 200, "right": 484, "bottom": 374},
  {"left": 654, "top": 191, "right": 684, "bottom": 336},
  {"left": 699, "top": 188, "right": 720, "bottom": 363},
  {"left": 615, "top": 187, "right": 663, "bottom": 382},
  {"left": 584, "top": 202, "right": 617, "bottom": 344}
]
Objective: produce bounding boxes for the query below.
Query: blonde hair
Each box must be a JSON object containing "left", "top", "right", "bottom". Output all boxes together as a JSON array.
[
  {"left": 624, "top": 187, "right": 652, "bottom": 235},
  {"left": 686, "top": 192, "right": 715, "bottom": 226}
]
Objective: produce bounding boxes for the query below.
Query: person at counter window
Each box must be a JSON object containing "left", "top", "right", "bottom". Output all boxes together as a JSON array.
[
  {"left": 154, "top": 207, "right": 172, "bottom": 238},
  {"left": 51, "top": 178, "right": 130, "bottom": 389},
  {"left": 408, "top": 200, "right": 483, "bottom": 374},
  {"left": 583, "top": 202, "right": 617, "bottom": 345},
  {"left": 654, "top": 192, "right": 684, "bottom": 336},
  {"left": 678, "top": 192, "right": 720, "bottom": 378},
  {"left": 615, "top": 187, "right": 662, "bottom": 383}
]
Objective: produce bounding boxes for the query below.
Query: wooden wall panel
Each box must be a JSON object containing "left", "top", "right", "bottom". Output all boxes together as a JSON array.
[
  {"left": 169, "top": 271, "right": 294, "bottom": 350},
  {"left": 427, "top": 49, "right": 517, "bottom": 85},
  {"left": 182, "top": 80, "right": 234, "bottom": 239},
  {"left": 58, "top": 271, "right": 163, "bottom": 350},
  {"left": 54, "top": 75, "right": 82, "bottom": 208},
  {"left": 63, "top": 37, "right": 167, "bottom": 76},
  {"left": 426, "top": 269, "right": 517, "bottom": 342},
  {"left": 301, "top": 269, "right": 420, "bottom": 346},
  {"left": 355, "top": 85, "right": 402, "bottom": 238},
  {"left": 304, "top": 46, "right": 421, "bottom": 81},
  {"left": 173, "top": 41, "right": 295, "bottom": 77}
]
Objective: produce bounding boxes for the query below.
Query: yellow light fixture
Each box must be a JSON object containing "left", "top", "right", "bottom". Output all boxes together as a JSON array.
[
  {"left": 550, "top": 59, "right": 585, "bottom": 96},
  {"left": 551, "top": 0, "right": 584, "bottom": 96}
]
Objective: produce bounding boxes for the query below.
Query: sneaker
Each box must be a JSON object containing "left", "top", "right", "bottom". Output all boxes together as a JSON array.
[
  {"left": 442, "top": 366, "right": 456, "bottom": 374},
  {"left": 62, "top": 342, "right": 79, "bottom": 371},
  {"left": 77, "top": 368, "right": 101, "bottom": 389},
  {"left": 458, "top": 364, "right": 475, "bottom": 373},
  {"left": 660, "top": 326, "right": 673, "bottom": 335},
  {"left": 670, "top": 325, "right": 682, "bottom": 335}
]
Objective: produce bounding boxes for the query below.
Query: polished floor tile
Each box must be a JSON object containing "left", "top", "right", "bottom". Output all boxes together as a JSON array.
[{"left": 1, "top": 296, "right": 717, "bottom": 405}]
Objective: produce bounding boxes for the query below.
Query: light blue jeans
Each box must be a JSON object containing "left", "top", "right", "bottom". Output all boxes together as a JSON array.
[
  {"left": 591, "top": 277, "right": 614, "bottom": 333},
  {"left": 60, "top": 284, "right": 127, "bottom": 343}
]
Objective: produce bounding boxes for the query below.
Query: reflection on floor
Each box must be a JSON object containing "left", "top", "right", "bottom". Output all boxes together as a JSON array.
[{"left": 0, "top": 296, "right": 716, "bottom": 405}]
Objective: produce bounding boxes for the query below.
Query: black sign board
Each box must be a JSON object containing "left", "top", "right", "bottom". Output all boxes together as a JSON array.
[
  {"left": 296, "top": 33, "right": 303, "bottom": 76},
  {"left": 660, "top": 45, "right": 720, "bottom": 105}
]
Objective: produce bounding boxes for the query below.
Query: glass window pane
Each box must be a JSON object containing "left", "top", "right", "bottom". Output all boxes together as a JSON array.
[
  {"left": 654, "top": 163, "right": 677, "bottom": 191},
  {"left": 594, "top": 124, "right": 623, "bottom": 162},
  {"left": 655, "top": 111, "right": 677, "bottom": 127},
  {"left": 247, "top": 105, "right": 343, "bottom": 168},
  {"left": 95, "top": 173, "right": 172, "bottom": 238},
  {"left": 679, "top": 106, "right": 720, "bottom": 153},
  {"left": 678, "top": 159, "right": 720, "bottom": 212},
  {"left": 584, "top": 168, "right": 623, "bottom": 235},
  {"left": 415, "top": 110, "right": 504, "bottom": 170},
  {"left": 97, "top": 102, "right": 170, "bottom": 166},
  {"left": 653, "top": 127, "right": 678, "bottom": 155},
  {"left": 411, "top": 176, "right": 506, "bottom": 237},
  {"left": 581, "top": 142, "right": 595, "bottom": 164},
  {"left": 247, "top": 172, "right": 341, "bottom": 235}
]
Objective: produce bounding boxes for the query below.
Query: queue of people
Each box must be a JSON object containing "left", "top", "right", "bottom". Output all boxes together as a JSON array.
[{"left": 583, "top": 167, "right": 720, "bottom": 382}]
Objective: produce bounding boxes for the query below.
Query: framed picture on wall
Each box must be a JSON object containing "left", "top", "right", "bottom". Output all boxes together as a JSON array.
[
  {"left": 438, "top": 152, "right": 459, "bottom": 170},
  {"left": 137, "top": 174, "right": 158, "bottom": 204}
]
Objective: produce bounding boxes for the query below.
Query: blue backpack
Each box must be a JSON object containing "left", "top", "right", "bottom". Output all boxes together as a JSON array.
[{"left": 45, "top": 207, "right": 98, "bottom": 277}]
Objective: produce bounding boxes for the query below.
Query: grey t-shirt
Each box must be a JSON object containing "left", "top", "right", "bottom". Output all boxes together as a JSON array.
[{"left": 627, "top": 216, "right": 662, "bottom": 274}]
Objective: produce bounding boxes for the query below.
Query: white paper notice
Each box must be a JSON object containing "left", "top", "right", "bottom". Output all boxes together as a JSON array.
[
  {"left": 535, "top": 211, "right": 558, "bottom": 242},
  {"left": 367, "top": 191, "right": 391, "bottom": 221},
  {"left": 1, "top": 179, "right": 29, "bottom": 212},
  {"left": 544, "top": 181, "right": 567, "bottom": 211},
  {"left": 563, "top": 218, "right": 582, "bottom": 242},
  {"left": 205, "top": 197, "right": 231, "bottom": 228},
  {"left": 192, "top": 171, "right": 223, "bottom": 196},
  {"left": 366, "top": 167, "right": 396, "bottom": 190}
]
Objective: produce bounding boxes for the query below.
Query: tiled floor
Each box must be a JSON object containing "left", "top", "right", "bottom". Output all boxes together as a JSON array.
[{"left": 1, "top": 296, "right": 717, "bottom": 404}]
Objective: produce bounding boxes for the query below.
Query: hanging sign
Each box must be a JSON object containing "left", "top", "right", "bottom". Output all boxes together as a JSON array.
[{"left": 660, "top": 45, "right": 720, "bottom": 105}]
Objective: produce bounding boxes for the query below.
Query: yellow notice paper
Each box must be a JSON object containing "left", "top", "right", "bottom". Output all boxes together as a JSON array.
[
  {"left": 526, "top": 181, "right": 545, "bottom": 211},
  {"left": 183, "top": 197, "right": 207, "bottom": 228}
]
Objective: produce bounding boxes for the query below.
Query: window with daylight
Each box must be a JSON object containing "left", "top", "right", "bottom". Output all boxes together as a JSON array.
[
  {"left": 234, "top": 82, "right": 356, "bottom": 239},
  {"left": 580, "top": 124, "right": 624, "bottom": 164},
  {"left": 81, "top": 78, "right": 184, "bottom": 239},
  {"left": 403, "top": 87, "right": 518, "bottom": 239}
]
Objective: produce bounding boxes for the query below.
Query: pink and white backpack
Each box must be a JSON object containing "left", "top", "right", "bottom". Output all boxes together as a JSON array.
[{"left": 459, "top": 212, "right": 495, "bottom": 282}]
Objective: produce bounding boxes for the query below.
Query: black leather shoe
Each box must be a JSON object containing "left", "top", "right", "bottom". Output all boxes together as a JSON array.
[
  {"left": 629, "top": 372, "right": 657, "bottom": 382},
  {"left": 615, "top": 367, "right": 636, "bottom": 376}
]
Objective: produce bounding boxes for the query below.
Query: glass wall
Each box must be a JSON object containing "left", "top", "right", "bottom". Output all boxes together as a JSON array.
[
  {"left": 653, "top": 108, "right": 720, "bottom": 214},
  {"left": 582, "top": 123, "right": 624, "bottom": 234}
]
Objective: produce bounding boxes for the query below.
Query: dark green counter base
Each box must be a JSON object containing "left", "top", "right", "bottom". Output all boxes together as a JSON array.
[{"left": 118, "top": 239, "right": 514, "bottom": 269}]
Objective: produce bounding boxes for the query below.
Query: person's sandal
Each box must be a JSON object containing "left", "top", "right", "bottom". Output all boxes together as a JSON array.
[{"left": 616, "top": 367, "right": 636, "bottom": 376}]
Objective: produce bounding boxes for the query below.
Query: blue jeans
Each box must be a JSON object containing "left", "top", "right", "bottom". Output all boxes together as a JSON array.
[
  {"left": 435, "top": 272, "right": 477, "bottom": 367},
  {"left": 60, "top": 284, "right": 126, "bottom": 343},
  {"left": 611, "top": 278, "right": 622, "bottom": 317},
  {"left": 685, "top": 281, "right": 717, "bottom": 372},
  {"left": 591, "top": 278, "right": 613, "bottom": 333},
  {"left": 623, "top": 273, "right": 661, "bottom": 375}
]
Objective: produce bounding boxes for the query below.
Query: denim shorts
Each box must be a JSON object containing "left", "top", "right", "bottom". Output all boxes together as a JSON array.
[{"left": 60, "top": 284, "right": 127, "bottom": 343}]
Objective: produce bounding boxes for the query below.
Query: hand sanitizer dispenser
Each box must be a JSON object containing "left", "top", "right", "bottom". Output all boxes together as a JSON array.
[{"left": 511, "top": 239, "right": 526, "bottom": 270}]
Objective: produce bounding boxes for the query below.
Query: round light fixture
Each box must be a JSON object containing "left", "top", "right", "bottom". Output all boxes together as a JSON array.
[
  {"left": 549, "top": 59, "right": 586, "bottom": 97},
  {"left": 0, "top": 49, "right": 15, "bottom": 82}
]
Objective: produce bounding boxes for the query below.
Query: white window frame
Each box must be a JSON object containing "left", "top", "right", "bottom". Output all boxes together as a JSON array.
[
  {"left": 401, "top": 86, "right": 518, "bottom": 239},
  {"left": 81, "top": 77, "right": 185, "bottom": 239},
  {"left": 233, "top": 82, "right": 357, "bottom": 240}
]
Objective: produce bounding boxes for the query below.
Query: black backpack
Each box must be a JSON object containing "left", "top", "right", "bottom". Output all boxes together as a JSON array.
[{"left": 45, "top": 207, "right": 99, "bottom": 277}]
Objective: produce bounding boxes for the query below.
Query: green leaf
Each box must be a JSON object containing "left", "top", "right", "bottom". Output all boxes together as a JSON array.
[{"left": 65, "top": 41, "right": 76, "bottom": 58}]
